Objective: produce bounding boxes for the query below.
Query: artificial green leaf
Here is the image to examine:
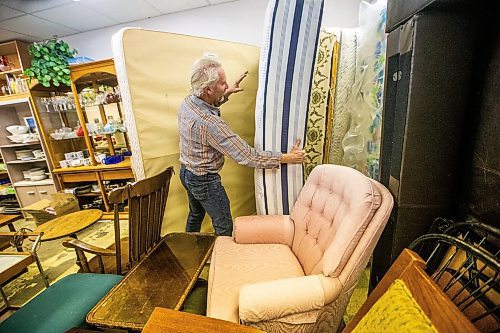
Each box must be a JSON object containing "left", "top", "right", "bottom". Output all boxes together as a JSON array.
[{"left": 25, "top": 38, "right": 77, "bottom": 88}]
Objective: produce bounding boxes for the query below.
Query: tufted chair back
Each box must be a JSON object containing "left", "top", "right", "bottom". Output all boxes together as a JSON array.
[{"left": 290, "top": 164, "right": 382, "bottom": 277}]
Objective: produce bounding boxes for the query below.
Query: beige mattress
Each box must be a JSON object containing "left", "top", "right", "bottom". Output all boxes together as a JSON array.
[{"left": 112, "top": 28, "right": 260, "bottom": 232}]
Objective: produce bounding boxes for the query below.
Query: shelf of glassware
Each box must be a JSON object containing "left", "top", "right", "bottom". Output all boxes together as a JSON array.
[
  {"left": 31, "top": 90, "right": 128, "bottom": 170},
  {"left": 30, "top": 89, "right": 88, "bottom": 170},
  {"left": 69, "top": 59, "right": 130, "bottom": 166},
  {"left": 80, "top": 100, "right": 128, "bottom": 155}
]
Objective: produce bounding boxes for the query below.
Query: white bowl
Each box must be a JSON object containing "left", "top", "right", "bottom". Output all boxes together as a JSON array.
[{"left": 6, "top": 125, "right": 29, "bottom": 135}]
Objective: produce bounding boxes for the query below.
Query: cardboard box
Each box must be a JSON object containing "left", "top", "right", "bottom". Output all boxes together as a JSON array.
[{"left": 21, "top": 193, "right": 80, "bottom": 226}]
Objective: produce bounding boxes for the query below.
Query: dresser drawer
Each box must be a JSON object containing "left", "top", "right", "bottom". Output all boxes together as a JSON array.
[
  {"left": 37, "top": 184, "right": 57, "bottom": 201},
  {"left": 60, "top": 172, "right": 98, "bottom": 183},
  {"left": 101, "top": 169, "right": 134, "bottom": 181},
  {"left": 15, "top": 185, "right": 40, "bottom": 208}
]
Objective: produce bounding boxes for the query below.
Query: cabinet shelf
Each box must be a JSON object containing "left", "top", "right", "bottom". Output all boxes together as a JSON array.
[
  {"left": 38, "top": 108, "right": 78, "bottom": 114},
  {"left": 0, "top": 142, "right": 42, "bottom": 148},
  {"left": 49, "top": 136, "right": 84, "bottom": 141},
  {"left": 76, "top": 192, "right": 100, "bottom": 197},
  {"left": 14, "top": 179, "right": 54, "bottom": 187},
  {"left": 0, "top": 68, "right": 23, "bottom": 80},
  {"left": 6, "top": 159, "right": 46, "bottom": 164},
  {"left": 0, "top": 93, "right": 30, "bottom": 105}
]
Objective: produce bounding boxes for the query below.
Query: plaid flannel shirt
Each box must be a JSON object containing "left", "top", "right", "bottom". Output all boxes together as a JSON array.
[{"left": 178, "top": 95, "right": 281, "bottom": 176}]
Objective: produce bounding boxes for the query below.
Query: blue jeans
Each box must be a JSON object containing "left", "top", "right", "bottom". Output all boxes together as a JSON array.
[{"left": 180, "top": 166, "right": 233, "bottom": 236}]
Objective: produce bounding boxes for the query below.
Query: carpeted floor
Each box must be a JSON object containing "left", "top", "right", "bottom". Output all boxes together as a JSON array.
[{"left": 0, "top": 217, "right": 369, "bottom": 325}]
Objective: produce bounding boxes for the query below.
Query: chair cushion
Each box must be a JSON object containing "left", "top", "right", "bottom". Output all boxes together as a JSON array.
[
  {"left": 0, "top": 273, "right": 122, "bottom": 333},
  {"left": 290, "top": 165, "right": 381, "bottom": 276},
  {"left": 351, "top": 279, "right": 438, "bottom": 333},
  {"left": 207, "top": 236, "right": 305, "bottom": 323}
]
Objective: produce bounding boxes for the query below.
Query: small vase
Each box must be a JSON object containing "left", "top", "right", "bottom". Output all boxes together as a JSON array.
[{"left": 75, "top": 124, "right": 84, "bottom": 137}]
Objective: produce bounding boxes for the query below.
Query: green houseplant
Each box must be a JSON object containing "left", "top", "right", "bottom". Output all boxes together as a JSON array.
[{"left": 24, "top": 39, "right": 77, "bottom": 87}]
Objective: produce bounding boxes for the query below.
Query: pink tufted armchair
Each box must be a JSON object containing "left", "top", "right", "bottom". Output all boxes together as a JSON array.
[{"left": 206, "top": 165, "right": 393, "bottom": 332}]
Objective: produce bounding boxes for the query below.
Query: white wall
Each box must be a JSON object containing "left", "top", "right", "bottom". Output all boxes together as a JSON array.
[{"left": 64, "top": 0, "right": 364, "bottom": 61}]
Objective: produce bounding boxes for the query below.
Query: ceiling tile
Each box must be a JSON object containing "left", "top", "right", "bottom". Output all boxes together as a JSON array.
[
  {"left": 145, "top": 0, "right": 209, "bottom": 14},
  {"left": 80, "top": 0, "right": 162, "bottom": 24},
  {"left": 0, "top": 4, "right": 24, "bottom": 20},
  {"left": 0, "top": 28, "right": 38, "bottom": 43},
  {"left": 0, "top": 0, "right": 72, "bottom": 13},
  {"left": 0, "top": 14, "right": 78, "bottom": 39},
  {"left": 35, "top": 3, "right": 118, "bottom": 31}
]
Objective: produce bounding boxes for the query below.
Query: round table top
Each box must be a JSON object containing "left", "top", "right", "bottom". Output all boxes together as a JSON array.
[{"left": 35, "top": 209, "right": 103, "bottom": 241}]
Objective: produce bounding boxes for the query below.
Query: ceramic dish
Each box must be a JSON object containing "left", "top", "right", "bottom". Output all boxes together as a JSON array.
[{"left": 6, "top": 125, "right": 29, "bottom": 135}]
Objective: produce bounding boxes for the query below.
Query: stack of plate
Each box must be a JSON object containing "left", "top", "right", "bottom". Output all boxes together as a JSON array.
[
  {"left": 15, "top": 149, "right": 34, "bottom": 160},
  {"left": 32, "top": 149, "right": 45, "bottom": 159},
  {"left": 22, "top": 168, "right": 47, "bottom": 181}
]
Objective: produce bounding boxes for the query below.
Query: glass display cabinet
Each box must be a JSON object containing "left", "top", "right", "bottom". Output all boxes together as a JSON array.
[
  {"left": 30, "top": 59, "right": 134, "bottom": 213},
  {"left": 69, "top": 59, "right": 130, "bottom": 165},
  {"left": 31, "top": 85, "right": 84, "bottom": 171}
]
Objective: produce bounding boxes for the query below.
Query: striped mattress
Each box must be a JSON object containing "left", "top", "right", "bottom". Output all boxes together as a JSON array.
[{"left": 254, "top": 0, "right": 324, "bottom": 215}]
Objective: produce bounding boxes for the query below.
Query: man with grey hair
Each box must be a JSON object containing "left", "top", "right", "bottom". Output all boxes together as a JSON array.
[{"left": 178, "top": 57, "right": 304, "bottom": 236}]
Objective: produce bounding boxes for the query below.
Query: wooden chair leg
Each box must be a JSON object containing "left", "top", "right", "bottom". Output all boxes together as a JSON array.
[{"left": 0, "top": 286, "right": 10, "bottom": 308}]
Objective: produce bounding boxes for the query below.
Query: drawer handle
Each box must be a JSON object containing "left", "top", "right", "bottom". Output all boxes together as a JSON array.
[
  {"left": 39, "top": 191, "right": 48, "bottom": 194},
  {"left": 27, "top": 191, "right": 36, "bottom": 195}
]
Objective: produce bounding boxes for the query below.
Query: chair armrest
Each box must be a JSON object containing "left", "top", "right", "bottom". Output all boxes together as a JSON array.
[
  {"left": 239, "top": 275, "right": 341, "bottom": 323},
  {"left": 62, "top": 238, "right": 116, "bottom": 256},
  {"left": 234, "top": 215, "right": 294, "bottom": 246}
]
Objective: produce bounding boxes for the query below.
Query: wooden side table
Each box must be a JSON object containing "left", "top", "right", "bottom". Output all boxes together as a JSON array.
[
  {"left": 0, "top": 215, "right": 22, "bottom": 251},
  {"left": 0, "top": 214, "right": 21, "bottom": 232},
  {"left": 142, "top": 307, "right": 264, "bottom": 333},
  {"left": 34, "top": 209, "right": 103, "bottom": 241},
  {"left": 86, "top": 233, "right": 216, "bottom": 331}
]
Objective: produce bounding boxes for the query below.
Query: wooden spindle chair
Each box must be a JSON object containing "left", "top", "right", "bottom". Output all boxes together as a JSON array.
[{"left": 63, "top": 167, "right": 174, "bottom": 275}]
